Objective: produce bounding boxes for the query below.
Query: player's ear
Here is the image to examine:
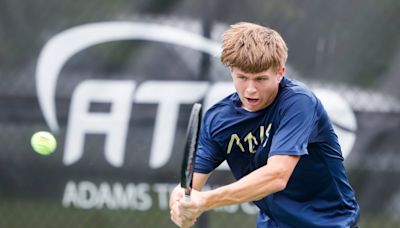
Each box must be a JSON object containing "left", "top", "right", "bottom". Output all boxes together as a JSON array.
[{"left": 277, "top": 66, "right": 286, "bottom": 82}]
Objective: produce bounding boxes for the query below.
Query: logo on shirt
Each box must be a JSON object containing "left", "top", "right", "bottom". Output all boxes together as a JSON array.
[{"left": 226, "top": 124, "right": 272, "bottom": 154}]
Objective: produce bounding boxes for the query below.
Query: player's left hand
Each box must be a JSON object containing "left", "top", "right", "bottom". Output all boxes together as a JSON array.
[{"left": 170, "top": 189, "right": 205, "bottom": 227}]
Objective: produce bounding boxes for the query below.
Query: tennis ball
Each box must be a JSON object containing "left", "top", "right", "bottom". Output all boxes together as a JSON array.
[{"left": 31, "top": 131, "right": 57, "bottom": 155}]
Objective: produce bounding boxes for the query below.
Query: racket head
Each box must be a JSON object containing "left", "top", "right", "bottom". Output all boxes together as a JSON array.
[{"left": 180, "top": 103, "right": 202, "bottom": 196}]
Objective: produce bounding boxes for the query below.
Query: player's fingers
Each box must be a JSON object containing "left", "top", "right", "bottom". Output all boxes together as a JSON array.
[
  {"left": 172, "top": 202, "right": 193, "bottom": 221},
  {"left": 170, "top": 209, "right": 184, "bottom": 227},
  {"left": 171, "top": 186, "right": 184, "bottom": 200},
  {"left": 178, "top": 199, "right": 200, "bottom": 219},
  {"left": 180, "top": 218, "right": 195, "bottom": 228},
  {"left": 179, "top": 197, "right": 194, "bottom": 209},
  {"left": 171, "top": 202, "right": 182, "bottom": 217},
  {"left": 174, "top": 201, "right": 197, "bottom": 224},
  {"left": 170, "top": 202, "right": 185, "bottom": 225},
  {"left": 172, "top": 204, "right": 197, "bottom": 228},
  {"left": 175, "top": 188, "right": 184, "bottom": 200},
  {"left": 177, "top": 201, "right": 192, "bottom": 216},
  {"left": 170, "top": 186, "right": 183, "bottom": 209}
]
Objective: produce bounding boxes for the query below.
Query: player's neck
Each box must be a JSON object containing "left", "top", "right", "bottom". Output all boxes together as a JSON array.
[{"left": 241, "top": 106, "right": 256, "bottom": 112}]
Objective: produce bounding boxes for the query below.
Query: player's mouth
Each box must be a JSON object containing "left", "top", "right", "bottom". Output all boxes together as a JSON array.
[{"left": 246, "top": 98, "right": 260, "bottom": 105}]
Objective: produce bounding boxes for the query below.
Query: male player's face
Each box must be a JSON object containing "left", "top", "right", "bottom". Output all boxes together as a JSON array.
[{"left": 231, "top": 66, "right": 285, "bottom": 111}]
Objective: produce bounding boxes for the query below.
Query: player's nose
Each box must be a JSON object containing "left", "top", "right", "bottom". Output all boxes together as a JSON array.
[{"left": 245, "top": 81, "right": 257, "bottom": 94}]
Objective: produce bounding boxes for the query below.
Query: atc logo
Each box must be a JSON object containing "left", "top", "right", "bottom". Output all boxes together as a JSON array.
[
  {"left": 36, "top": 21, "right": 221, "bottom": 132},
  {"left": 35, "top": 21, "right": 357, "bottom": 169}
]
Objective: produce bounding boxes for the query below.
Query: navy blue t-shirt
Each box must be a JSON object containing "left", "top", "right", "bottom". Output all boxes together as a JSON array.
[{"left": 195, "top": 77, "right": 360, "bottom": 227}]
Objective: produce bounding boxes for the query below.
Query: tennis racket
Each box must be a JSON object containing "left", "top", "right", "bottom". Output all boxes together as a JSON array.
[{"left": 180, "top": 103, "right": 202, "bottom": 201}]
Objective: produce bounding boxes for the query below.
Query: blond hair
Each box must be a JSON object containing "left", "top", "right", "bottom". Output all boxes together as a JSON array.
[{"left": 220, "top": 22, "right": 288, "bottom": 73}]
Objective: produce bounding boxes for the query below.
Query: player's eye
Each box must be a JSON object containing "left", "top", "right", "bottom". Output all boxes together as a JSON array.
[{"left": 256, "top": 77, "right": 267, "bottom": 81}]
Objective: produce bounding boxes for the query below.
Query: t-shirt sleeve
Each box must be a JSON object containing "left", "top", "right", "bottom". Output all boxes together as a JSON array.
[
  {"left": 194, "top": 117, "right": 225, "bottom": 174},
  {"left": 269, "top": 94, "right": 317, "bottom": 157}
]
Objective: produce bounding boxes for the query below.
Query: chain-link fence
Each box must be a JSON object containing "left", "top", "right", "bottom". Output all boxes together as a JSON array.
[{"left": 1, "top": 0, "right": 400, "bottom": 227}]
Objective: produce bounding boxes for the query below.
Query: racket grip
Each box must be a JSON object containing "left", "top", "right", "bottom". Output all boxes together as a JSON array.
[{"left": 184, "top": 194, "right": 191, "bottom": 201}]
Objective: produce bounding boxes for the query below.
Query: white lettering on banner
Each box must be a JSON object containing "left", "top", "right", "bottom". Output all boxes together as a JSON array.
[
  {"left": 135, "top": 81, "right": 209, "bottom": 169},
  {"left": 62, "top": 181, "right": 258, "bottom": 214},
  {"left": 62, "top": 181, "right": 152, "bottom": 211},
  {"left": 64, "top": 80, "right": 135, "bottom": 167},
  {"left": 152, "top": 183, "right": 177, "bottom": 209}
]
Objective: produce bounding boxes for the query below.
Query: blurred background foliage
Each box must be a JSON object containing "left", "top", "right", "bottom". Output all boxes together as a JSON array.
[{"left": 1, "top": 1, "right": 400, "bottom": 227}]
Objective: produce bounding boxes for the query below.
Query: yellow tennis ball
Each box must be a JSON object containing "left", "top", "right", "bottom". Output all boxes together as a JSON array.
[{"left": 31, "top": 131, "right": 57, "bottom": 155}]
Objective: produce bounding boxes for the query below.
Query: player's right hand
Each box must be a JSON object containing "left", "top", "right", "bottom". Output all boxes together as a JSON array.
[
  {"left": 169, "top": 184, "right": 184, "bottom": 209},
  {"left": 169, "top": 185, "right": 199, "bottom": 227}
]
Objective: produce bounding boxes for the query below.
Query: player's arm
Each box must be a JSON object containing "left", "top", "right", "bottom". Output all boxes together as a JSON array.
[
  {"left": 196, "top": 154, "right": 299, "bottom": 210},
  {"left": 192, "top": 172, "right": 210, "bottom": 190}
]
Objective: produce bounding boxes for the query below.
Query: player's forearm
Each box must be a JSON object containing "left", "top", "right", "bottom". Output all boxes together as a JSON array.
[
  {"left": 201, "top": 159, "right": 295, "bottom": 210},
  {"left": 192, "top": 172, "right": 210, "bottom": 191}
]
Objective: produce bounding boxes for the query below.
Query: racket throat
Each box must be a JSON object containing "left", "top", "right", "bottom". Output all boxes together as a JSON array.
[{"left": 184, "top": 187, "right": 192, "bottom": 196}]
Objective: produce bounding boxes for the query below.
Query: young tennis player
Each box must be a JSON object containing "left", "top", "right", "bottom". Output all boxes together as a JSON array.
[{"left": 170, "top": 22, "right": 360, "bottom": 228}]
